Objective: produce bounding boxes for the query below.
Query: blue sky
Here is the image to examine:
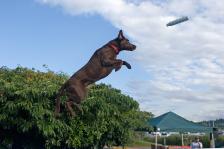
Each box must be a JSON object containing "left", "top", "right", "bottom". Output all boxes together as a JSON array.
[
  {"left": 1, "top": 0, "right": 224, "bottom": 121},
  {"left": 0, "top": 0, "right": 147, "bottom": 91},
  {"left": 0, "top": 0, "right": 117, "bottom": 72}
]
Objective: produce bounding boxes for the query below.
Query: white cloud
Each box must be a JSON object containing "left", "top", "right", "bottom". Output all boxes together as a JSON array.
[{"left": 38, "top": 0, "right": 224, "bottom": 121}]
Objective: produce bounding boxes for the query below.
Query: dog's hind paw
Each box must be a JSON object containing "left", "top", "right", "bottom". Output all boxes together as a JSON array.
[{"left": 54, "top": 112, "right": 61, "bottom": 118}]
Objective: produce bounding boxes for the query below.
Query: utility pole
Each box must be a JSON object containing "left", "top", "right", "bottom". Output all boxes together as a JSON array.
[{"left": 210, "top": 120, "right": 215, "bottom": 148}]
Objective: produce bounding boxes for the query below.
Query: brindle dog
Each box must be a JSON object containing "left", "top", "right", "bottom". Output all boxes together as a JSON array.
[{"left": 55, "top": 30, "right": 136, "bottom": 117}]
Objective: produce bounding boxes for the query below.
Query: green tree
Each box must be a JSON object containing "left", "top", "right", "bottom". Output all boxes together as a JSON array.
[{"left": 0, "top": 66, "right": 150, "bottom": 148}]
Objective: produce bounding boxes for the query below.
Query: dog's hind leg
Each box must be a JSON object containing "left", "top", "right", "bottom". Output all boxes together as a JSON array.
[
  {"left": 54, "top": 83, "right": 67, "bottom": 117},
  {"left": 66, "top": 84, "right": 86, "bottom": 117},
  {"left": 66, "top": 100, "right": 76, "bottom": 117},
  {"left": 66, "top": 100, "right": 83, "bottom": 116}
]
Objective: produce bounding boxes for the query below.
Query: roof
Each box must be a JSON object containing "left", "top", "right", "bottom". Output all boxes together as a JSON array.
[{"left": 148, "top": 111, "right": 212, "bottom": 133}]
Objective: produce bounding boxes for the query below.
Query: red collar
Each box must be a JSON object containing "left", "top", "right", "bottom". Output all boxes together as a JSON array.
[{"left": 109, "top": 44, "right": 120, "bottom": 54}]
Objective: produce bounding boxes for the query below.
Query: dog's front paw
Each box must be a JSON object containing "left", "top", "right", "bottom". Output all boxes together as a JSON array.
[
  {"left": 123, "top": 61, "right": 131, "bottom": 69},
  {"left": 115, "top": 66, "right": 122, "bottom": 72}
]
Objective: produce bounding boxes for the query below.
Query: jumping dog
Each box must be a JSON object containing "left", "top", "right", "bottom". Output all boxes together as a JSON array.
[{"left": 55, "top": 30, "right": 137, "bottom": 117}]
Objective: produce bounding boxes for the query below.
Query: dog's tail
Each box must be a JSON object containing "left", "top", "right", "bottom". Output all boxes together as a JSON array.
[{"left": 55, "top": 82, "right": 67, "bottom": 116}]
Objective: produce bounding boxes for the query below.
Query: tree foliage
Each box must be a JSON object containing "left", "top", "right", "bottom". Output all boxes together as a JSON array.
[
  {"left": 199, "top": 119, "right": 224, "bottom": 129},
  {"left": 0, "top": 66, "right": 152, "bottom": 148}
]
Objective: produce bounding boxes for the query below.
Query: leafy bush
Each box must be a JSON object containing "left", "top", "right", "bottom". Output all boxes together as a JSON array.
[
  {"left": 0, "top": 66, "right": 150, "bottom": 148},
  {"left": 216, "top": 136, "right": 224, "bottom": 148}
]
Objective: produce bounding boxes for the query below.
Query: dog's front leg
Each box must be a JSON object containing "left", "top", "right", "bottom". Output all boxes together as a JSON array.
[
  {"left": 115, "top": 60, "right": 132, "bottom": 71},
  {"left": 114, "top": 59, "right": 123, "bottom": 72},
  {"left": 101, "top": 58, "right": 123, "bottom": 71}
]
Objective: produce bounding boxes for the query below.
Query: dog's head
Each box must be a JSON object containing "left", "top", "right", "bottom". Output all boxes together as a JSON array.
[{"left": 116, "top": 30, "right": 136, "bottom": 51}]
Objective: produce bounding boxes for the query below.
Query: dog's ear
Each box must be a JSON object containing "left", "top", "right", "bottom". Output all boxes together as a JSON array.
[{"left": 118, "top": 30, "right": 125, "bottom": 40}]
